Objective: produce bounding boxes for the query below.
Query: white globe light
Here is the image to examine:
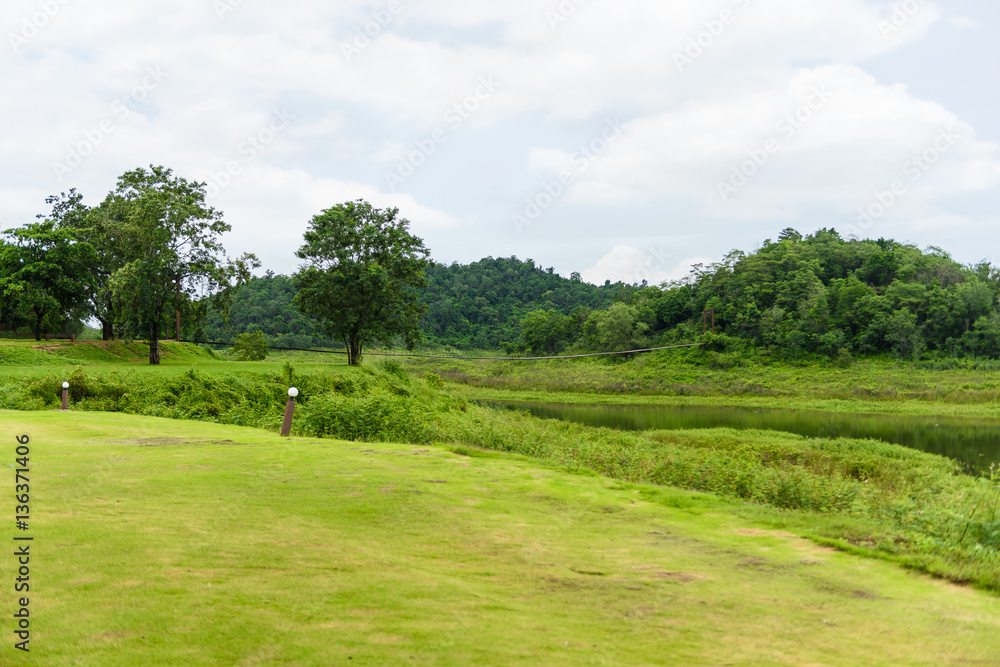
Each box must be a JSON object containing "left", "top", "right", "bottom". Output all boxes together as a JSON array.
[
  {"left": 62, "top": 382, "right": 69, "bottom": 389},
  {"left": 288, "top": 387, "right": 299, "bottom": 398}
]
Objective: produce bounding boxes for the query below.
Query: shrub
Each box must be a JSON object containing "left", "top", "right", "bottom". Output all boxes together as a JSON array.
[
  {"left": 423, "top": 372, "right": 443, "bottom": 389},
  {"left": 233, "top": 330, "right": 269, "bottom": 361},
  {"left": 298, "top": 390, "right": 431, "bottom": 443}
]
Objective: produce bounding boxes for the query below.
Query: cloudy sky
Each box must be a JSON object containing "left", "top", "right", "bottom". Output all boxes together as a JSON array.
[{"left": 3, "top": 0, "right": 999, "bottom": 286}]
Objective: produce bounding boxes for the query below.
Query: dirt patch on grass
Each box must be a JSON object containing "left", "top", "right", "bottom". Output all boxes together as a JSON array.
[
  {"left": 653, "top": 571, "right": 703, "bottom": 583},
  {"left": 111, "top": 437, "right": 252, "bottom": 448},
  {"left": 735, "top": 529, "right": 797, "bottom": 538}
]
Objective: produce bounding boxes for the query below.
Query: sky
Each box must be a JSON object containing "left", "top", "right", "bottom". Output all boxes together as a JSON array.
[{"left": 3, "top": 0, "right": 999, "bottom": 286}]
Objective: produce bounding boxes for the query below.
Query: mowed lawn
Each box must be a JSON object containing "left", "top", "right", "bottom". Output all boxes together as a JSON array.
[{"left": 3, "top": 410, "right": 1000, "bottom": 666}]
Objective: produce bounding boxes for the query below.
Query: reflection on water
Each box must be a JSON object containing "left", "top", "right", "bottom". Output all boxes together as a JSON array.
[{"left": 486, "top": 401, "right": 1000, "bottom": 474}]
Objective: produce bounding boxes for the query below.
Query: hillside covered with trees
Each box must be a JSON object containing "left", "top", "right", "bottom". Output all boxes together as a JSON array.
[
  {"left": 653, "top": 228, "right": 1000, "bottom": 360},
  {"left": 202, "top": 257, "right": 630, "bottom": 350},
  {"left": 180, "top": 228, "right": 1000, "bottom": 361}
]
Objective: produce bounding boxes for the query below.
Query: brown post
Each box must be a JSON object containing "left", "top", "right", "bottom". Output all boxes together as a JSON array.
[
  {"left": 61, "top": 382, "right": 69, "bottom": 411},
  {"left": 280, "top": 387, "right": 299, "bottom": 436}
]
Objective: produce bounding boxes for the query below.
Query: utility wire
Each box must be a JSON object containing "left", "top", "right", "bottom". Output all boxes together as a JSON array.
[{"left": 180, "top": 340, "right": 704, "bottom": 361}]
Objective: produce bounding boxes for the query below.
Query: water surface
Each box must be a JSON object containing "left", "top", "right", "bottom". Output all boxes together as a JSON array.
[{"left": 487, "top": 401, "right": 1000, "bottom": 473}]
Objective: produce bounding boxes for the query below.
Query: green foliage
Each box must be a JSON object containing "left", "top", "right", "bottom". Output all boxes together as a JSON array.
[
  {"left": 420, "top": 256, "right": 621, "bottom": 350},
  {"left": 200, "top": 273, "right": 341, "bottom": 349},
  {"left": 298, "top": 391, "right": 432, "bottom": 442},
  {"left": 374, "top": 358, "right": 408, "bottom": 380},
  {"left": 629, "top": 229, "right": 1000, "bottom": 362},
  {"left": 97, "top": 166, "right": 258, "bottom": 364},
  {"left": 0, "top": 219, "right": 95, "bottom": 340},
  {"left": 232, "top": 329, "right": 269, "bottom": 361},
  {"left": 294, "top": 200, "right": 429, "bottom": 365}
]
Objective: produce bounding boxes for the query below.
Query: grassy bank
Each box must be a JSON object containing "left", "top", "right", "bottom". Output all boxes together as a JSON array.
[
  {"left": 4, "top": 411, "right": 1000, "bottom": 665},
  {"left": 398, "top": 352, "right": 1000, "bottom": 419},
  {"left": 3, "top": 352, "right": 1000, "bottom": 593}
]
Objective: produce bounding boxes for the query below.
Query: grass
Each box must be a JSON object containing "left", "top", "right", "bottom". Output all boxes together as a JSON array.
[
  {"left": 5, "top": 341, "right": 1000, "bottom": 660},
  {"left": 399, "top": 352, "right": 1000, "bottom": 419},
  {"left": 4, "top": 410, "right": 1000, "bottom": 665},
  {"left": 2, "top": 350, "right": 1000, "bottom": 591}
]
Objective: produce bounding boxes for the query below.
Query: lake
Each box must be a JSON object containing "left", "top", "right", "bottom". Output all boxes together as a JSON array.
[{"left": 485, "top": 401, "right": 1000, "bottom": 474}]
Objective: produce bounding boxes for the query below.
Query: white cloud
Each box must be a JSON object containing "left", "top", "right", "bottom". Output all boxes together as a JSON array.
[
  {"left": 552, "top": 65, "right": 1000, "bottom": 225},
  {"left": 1, "top": 0, "right": 996, "bottom": 282},
  {"left": 580, "top": 246, "right": 715, "bottom": 286}
]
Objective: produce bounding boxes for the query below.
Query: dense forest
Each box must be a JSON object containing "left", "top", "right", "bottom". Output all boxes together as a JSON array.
[
  {"left": 201, "top": 257, "right": 630, "bottom": 350},
  {"left": 193, "top": 228, "right": 1000, "bottom": 361},
  {"left": 658, "top": 228, "right": 1000, "bottom": 360},
  {"left": 419, "top": 257, "right": 628, "bottom": 349}
]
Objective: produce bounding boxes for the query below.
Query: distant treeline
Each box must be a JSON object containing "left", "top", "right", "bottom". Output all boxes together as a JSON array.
[
  {"left": 205, "top": 228, "right": 1000, "bottom": 361},
  {"left": 202, "top": 257, "right": 633, "bottom": 350}
]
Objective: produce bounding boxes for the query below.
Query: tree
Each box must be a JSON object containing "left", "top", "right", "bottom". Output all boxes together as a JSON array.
[
  {"left": 293, "top": 200, "right": 430, "bottom": 366},
  {"left": 583, "top": 302, "right": 651, "bottom": 352},
  {"left": 232, "top": 329, "right": 269, "bottom": 361},
  {"left": 0, "top": 220, "right": 94, "bottom": 340},
  {"left": 520, "top": 308, "right": 574, "bottom": 354},
  {"left": 101, "top": 166, "right": 257, "bottom": 364},
  {"left": 45, "top": 189, "right": 126, "bottom": 340}
]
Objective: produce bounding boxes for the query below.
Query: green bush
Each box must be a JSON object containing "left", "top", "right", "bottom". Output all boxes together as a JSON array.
[
  {"left": 232, "top": 330, "right": 269, "bottom": 361},
  {"left": 299, "top": 390, "right": 432, "bottom": 443},
  {"left": 423, "top": 372, "right": 443, "bottom": 389}
]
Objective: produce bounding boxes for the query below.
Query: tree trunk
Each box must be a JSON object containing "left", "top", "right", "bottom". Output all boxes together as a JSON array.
[
  {"left": 100, "top": 318, "right": 112, "bottom": 341},
  {"left": 347, "top": 336, "right": 363, "bottom": 366},
  {"left": 34, "top": 312, "right": 44, "bottom": 341},
  {"left": 149, "top": 326, "right": 161, "bottom": 365}
]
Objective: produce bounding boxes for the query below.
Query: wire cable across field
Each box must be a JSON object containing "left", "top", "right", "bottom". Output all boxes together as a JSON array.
[{"left": 181, "top": 340, "right": 704, "bottom": 361}]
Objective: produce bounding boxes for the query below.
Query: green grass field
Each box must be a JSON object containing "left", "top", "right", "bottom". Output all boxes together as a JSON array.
[
  {"left": 4, "top": 411, "right": 1000, "bottom": 665},
  {"left": 4, "top": 340, "right": 1000, "bottom": 663}
]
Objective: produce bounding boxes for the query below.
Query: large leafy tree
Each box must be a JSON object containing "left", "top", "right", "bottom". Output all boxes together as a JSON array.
[
  {"left": 41, "top": 189, "right": 126, "bottom": 340},
  {"left": 101, "top": 166, "right": 257, "bottom": 364},
  {"left": 293, "top": 199, "right": 430, "bottom": 366},
  {"left": 0, "top": 220, "right": 94, "bottom": 340}
]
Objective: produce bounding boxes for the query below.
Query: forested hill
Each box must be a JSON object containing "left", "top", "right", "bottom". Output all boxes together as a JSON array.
[
  {"left": 420, "top": 256, "right": 625, "bottom": 348},
  {"left": 201, "top": 257, "right": 630, "bottom": 349},
  {"left": 657, "top": 228, "right": 1000, "bottom": 359},
  {"left": 203, "top": 231, "right": 1000, "bottom": 360}
]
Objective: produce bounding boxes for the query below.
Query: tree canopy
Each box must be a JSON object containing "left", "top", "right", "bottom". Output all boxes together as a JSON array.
[
  {"left": 293, "top": 200, "right": 430, "bottom": 365},
  {"left": 0, "top": 219, "right": 94, "bottom": 340},
  {"left": 98, "top": 166, "right": 257, "bottom": 363}
]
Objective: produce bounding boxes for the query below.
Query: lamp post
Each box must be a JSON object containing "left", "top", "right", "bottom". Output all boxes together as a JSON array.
[
  {"left": 281, "top": 387, "right": 299, "bottom": 436},
  {"left": 61, "top": 381, "right": 69, "bottom": 411}
]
